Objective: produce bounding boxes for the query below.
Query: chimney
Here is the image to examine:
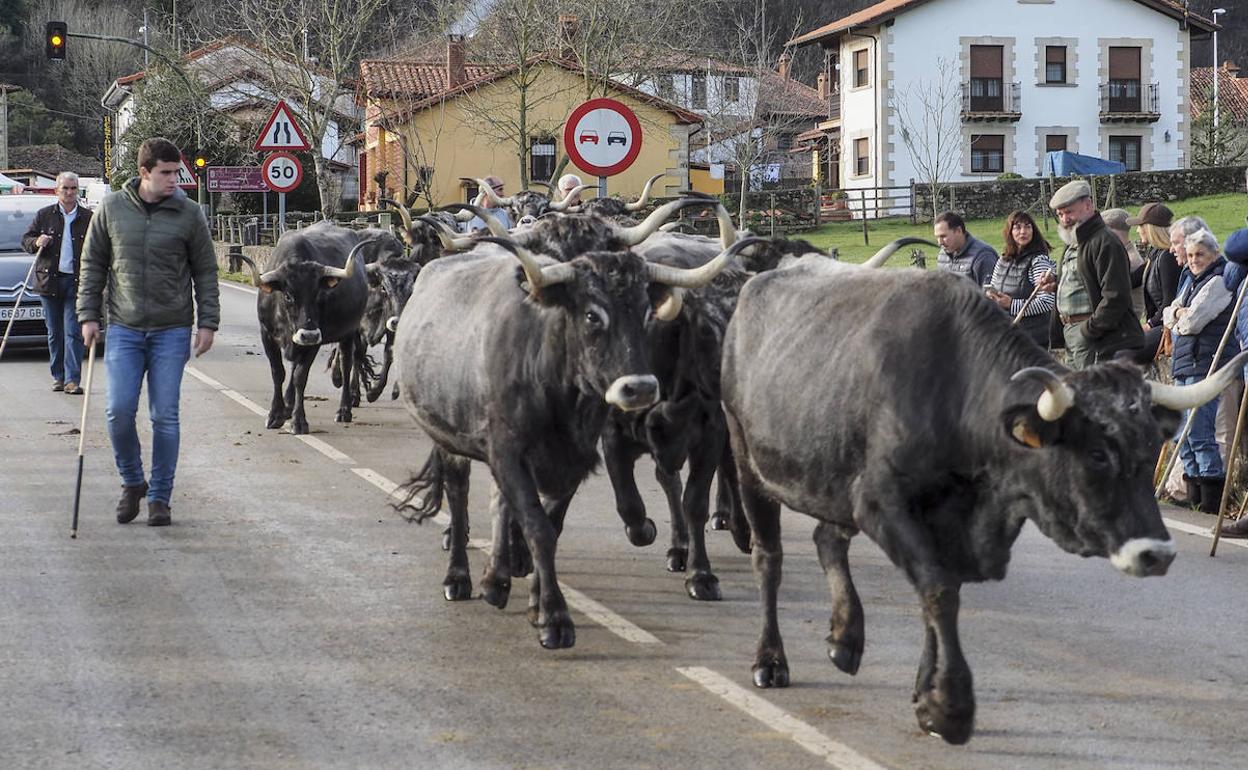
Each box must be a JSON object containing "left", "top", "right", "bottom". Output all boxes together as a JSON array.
[
  {"left": 559, "top": 15, "right": 579, "bottom": 61},
  {"left": 446, "top": 34, "right": 466, "bottom": 89},
  {"left": 817, "top": 72, "right": 829, "bottom": 100},
  {"left": 778, "top": 52, "right": 792, "bottom": 81},
  {"left": 1227, "top": 60, "right": 1241, "bottom": 78}
]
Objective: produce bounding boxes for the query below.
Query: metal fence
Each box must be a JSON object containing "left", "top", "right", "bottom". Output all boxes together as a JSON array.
[{"left": 213, "top": 211, "right": 397, "bottom": 246}]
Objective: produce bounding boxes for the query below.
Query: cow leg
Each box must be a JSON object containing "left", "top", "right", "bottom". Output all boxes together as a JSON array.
[
  {"left": 262, "top": 332, "right": 288, "bottom": 429},
  {"left": 509, "top": 521, "right": 533, "bottom": 577},
  {"left": 480, "top": 484, "right": 512, "bottom": 609},
  {"left": 813, "top": 520, "right": 864, "bottom": 675},
  {"left": 528, "top": 493, "right": 575, "bottom": 625},
  {"left": 288, "top": 346, "right": 317, "bottom": 435},
  {"left": 716, "top": 446, "right": 752, "bottom": 554},
  {"left": 601, "top": 421, "right": 658, "bottom": 548},
  {"left": 335, "top": 336, "right": 355, "bottom": 423},
  {"left": 725, "top": 409, "right": 787, "bottom": 688},
  {"left": 366, "top": 334, "right": 394, "bottom": 403},
  {"left": 680, "top": 426, "right": 722, "bottom": 601},
  {"left": 489, "top": 455, "right": 574, "bottom": 649},
  {"left": 655, "top": 465, "right": 688, "bottom": 572},
  {"left": 710, "top": 474, "right": 732, "bottom": 530},
  {"left": 348, "top": 348, "right": 361, "bottom": 408},
  {"left": 441, "top": 455, "right": 473, "bottom": 601}
]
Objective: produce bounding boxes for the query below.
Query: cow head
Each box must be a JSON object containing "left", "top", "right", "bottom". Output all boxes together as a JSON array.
[
  {"left": 363, "top": 258, "right": 420, "bottom": 344},
  {"left": 1003, "top": 354, "right": 1247, "bottom": 576},
  {"left": 249, "top": 240, "right": 368, "bottom": 347}
]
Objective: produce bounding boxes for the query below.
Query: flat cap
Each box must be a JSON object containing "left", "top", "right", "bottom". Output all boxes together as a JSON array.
[
  {"left": 1102, "top": 208, "right": 1130, "bottom": 233},
  {"left": 1126, "top": 201, "right": 1174, "bottom": 228},
  {"left": 1049, "top": 180, "right": 1092, "bottom": 209}
]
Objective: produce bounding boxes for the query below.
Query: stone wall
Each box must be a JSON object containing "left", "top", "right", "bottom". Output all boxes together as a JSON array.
[{"left": 913, "top": 165, "right": 1248, "bottom": 222}]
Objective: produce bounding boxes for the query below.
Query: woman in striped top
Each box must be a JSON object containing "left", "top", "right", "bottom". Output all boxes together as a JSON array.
[{"left": 986, "top": 210, "right": 1056, "bottom": 348}]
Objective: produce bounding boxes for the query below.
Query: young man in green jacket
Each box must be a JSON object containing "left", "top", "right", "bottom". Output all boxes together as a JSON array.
[{"left": 77, "top": 137, "right": 220, "bottom": 527}]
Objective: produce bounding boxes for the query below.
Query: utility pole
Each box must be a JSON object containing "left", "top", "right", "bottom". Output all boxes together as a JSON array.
[
  {"left": 142, "top": 9, "right": 149, "bottom": 68},
  {"left": 0, "top": 84, "right": 15, "bottom": 170}
]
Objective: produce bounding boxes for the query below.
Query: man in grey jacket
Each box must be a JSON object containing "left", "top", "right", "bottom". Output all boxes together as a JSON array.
[
  {"left": 78, "top": 137, "right": 220, "bottom": 527},
  {"left": 934, "top": 211, "right": 998, "bottom": 287}
]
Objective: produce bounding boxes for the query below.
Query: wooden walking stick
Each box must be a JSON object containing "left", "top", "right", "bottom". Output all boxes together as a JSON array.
[
  {"left": 0, "top": 258, "right": 37, "bottom": 361},
  {"left": 70, "top": 339, "right": 97, "bottom": 539},
  {"left": 1212, "top": 370, "right": 1248, "bottom": 556},
  {"left": 1011, "top": 282, "right": 1045, "bottom": 326}
]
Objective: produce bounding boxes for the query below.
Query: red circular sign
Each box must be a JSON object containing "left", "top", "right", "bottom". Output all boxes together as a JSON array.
[
  {"left": 563, "top": 98, "right": 643, "bottom": 177},
  {"left": 262, "top": 152, "right": 304, "bottom": 193}
]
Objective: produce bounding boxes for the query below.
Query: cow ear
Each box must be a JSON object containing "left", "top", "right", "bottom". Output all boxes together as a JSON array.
[
  {"left": 259, "top": 280, "right": 280, "bottom": 294},
  {"left": 1002, "top": 404, "right": 1058, "bottom": 449},
  {"left": 1151, "top": 405, "right": 1182, "bottom": 440},
  {"left": 365, "top": 263, "right": 384, "bottom": 287}
]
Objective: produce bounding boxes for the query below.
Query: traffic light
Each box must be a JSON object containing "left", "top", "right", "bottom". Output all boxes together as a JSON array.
[
  {"left": 194, "top": 156, "right": 207, "bottom": 170},
  {"left": 45, "top": 21, "right": 67, "bottom": 60}
]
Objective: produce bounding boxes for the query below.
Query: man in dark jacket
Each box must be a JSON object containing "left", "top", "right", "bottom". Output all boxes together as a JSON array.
[
  {"left": 1038, "top": 180, "right": 1143, "bottom": 368},
  {"left": 78, "top": 137, "right": 220, "bottom": 528},
  {"left": 21, "top": 172, "right": 91, "bottom": 393}
]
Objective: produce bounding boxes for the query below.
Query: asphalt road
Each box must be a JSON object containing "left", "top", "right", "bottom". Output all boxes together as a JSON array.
[{"left": 2, "top": 278, "right": 1247, "bottom": 770}]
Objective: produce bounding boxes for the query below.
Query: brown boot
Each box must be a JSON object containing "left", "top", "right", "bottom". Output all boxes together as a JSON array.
[
  {"left": 116, "top": 482, "right": 148, "bottom": 524},
  {"left": 147, "top": 500, "right": 172, "bottom": 527},
  {"left": 1219, "top": 516, "right": 1248, "bottom": 539}
]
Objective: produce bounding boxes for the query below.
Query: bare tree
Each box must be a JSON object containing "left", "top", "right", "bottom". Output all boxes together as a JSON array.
[
  {"left": 1191, "top": 80, "right": 1248, "bottom": 167},
  {"left": 893, "top": 57, "right": 964, "bottom": 223}
]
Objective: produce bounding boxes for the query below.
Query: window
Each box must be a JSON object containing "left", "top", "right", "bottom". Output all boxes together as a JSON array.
[
  {"left": 724, "top": 75, "right": 740, "bottom": 103},
  {"left": 970, "top": 134, "right": 1005, "bottom": 173},
  {"left": 776, "top": 133, "right": 793, "bottom": 152},
  {"left": 1108, "top": 135, "right": 1142, "bottom": 171},
  {"left": 853, "top": 137, "right": 870, "bottom": 176},
  {"left": 1045, "top": 46, "right": 1067, "bottom": 84},
  {"left": 657, "top": 74, "right": 675, "bottom": 100},
  {"left": 691, "top": 72, "right": 707, "bottom": 109},
  {"left": 1107, "top": 46, "right": 1142, "bottom": 112},
  {"left": 969, "top": 45, "right": 1004, "bottom": 111},
  {"left": 1045, "top": 134, "right": 1068, "bottom": 153},
  {"left": 853, "top": 49, "right": 870, "bottom": 88},
  {"left": 529, "top": 137, "right": 556, "bottom": 185}
]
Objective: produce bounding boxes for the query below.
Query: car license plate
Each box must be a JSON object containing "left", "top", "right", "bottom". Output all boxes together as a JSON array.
[{"left": 0, "top": 305, "right": 43, "bottom": 321}]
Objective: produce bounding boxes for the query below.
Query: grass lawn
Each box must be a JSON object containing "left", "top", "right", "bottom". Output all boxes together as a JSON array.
[{"left": 800, "top": 192, "right": 1248, "bottom": 267}]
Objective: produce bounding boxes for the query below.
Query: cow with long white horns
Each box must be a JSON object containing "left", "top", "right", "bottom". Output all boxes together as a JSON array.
[
  {"left": 720, "top": 259, "right": 1247, "bottom": 743},
  {"left": 243, "top": 221, "right": 372, "bottom": 434},
  {"left": 474, "top": 177, "right": 591, "bottom": 223},
  {"left": 393, "top": 213, "right": 745, "bottom": 649}
]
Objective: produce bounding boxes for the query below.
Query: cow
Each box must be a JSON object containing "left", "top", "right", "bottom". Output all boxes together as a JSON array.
[
  {"left": 392, "top": 213, "right": 745, "bottom": 649},
  {"left": 241, "top": 221, "right": 372, "bottom": 435},
  {"left": 719, "top": 258, "right": 1245, "bottom": 743}
]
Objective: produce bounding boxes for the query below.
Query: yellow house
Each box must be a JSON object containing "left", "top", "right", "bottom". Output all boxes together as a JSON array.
[{"left": 359, "top": 41, "right": 704, "bottom": 209}]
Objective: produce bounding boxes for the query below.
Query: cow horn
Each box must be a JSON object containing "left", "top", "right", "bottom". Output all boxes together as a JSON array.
[
  {"left": 441, "top": 203, "right": 509, "bottom": 236},
  {"left": 476, "top": 236, "right": 576, "bottom": 290},
  {"left": 646, "top": 236, "right": 761, "bottom": 289},
  {"left": 625, "top": 173, "right": 665, "bottom": 211},
  {"left": 475, "top": 178, "right": 514, "bottom": 207},
  {"left": 1149, "top": 351, "right": 1248, "bottom": 410},
  {"left": 1010, "top": 367, "right": 1075, "bottom": 421},
  {"left": 234, "top": 254, "right": 264, "bottom": 287},
  {"left": 614, "top": 198, "right": 728, "bottom": 247},
  {"left": 322, "top": 241, "right": 368, "bottom": 280},
  {"left": 862, "top": 237, "right": 940, "bottom": 269},
  {"left": 671, "top": 190, "right": 734, "bottom": 247},
  {"left": 548, "top": 185, "right": 595, "bottom": 212},
  {"left": 654, "top": 288, "right": 684, "bottom": 321},
  {"left": 378, "top": 197, "right": 415, "bottom": 240},
  {"left": 530, "top": 179, "right": 554, "bottom": 194},
  {"left": 416, "top": 215, "right": 477, "bottom": 251}
]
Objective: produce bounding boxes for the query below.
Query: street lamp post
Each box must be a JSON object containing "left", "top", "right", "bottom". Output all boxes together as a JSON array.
[{"left": 1213, "top": 8, "right": 1227, "bottom": 138}]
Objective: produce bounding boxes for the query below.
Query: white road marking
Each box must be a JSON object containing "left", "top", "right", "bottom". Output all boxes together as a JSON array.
[
  {"left": 676, "top": 667, "right": 890, "bottom": 770},
  {"left": 1164, "top": 517, "right": 1248, "bottom": 550},
  {"left": 221, "top": 389, "right": 269, "bottom": 418},
  {"left": 295, "top": 434, "right": 353, "bottom": 464},
  {"left": 185, "top": 366, "right": 227, "bottom": 390},
  {"left": 220, "top": 280, "right": 258, "bottom": 296},
  {"left": 351, "top": 467, "right": 450, "bottom": 527},
  {"left": 562, "top": 585, "right": 662, "bottom": 645}
]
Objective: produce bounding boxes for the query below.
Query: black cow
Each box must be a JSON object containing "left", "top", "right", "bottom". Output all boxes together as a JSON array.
[
  {"left": 393, "top": 226, "right": 744, "bottom": 648},
  {"left": 244, "top": 221, "right": 372, "bottom": 435},
  {"left": 720, "top": 260, "right": 1244, "bottom": 743}
]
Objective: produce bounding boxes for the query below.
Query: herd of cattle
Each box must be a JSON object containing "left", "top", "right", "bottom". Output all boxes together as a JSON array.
[{"left": 236, "top": 176, "right": 1244, "bottom": 744}]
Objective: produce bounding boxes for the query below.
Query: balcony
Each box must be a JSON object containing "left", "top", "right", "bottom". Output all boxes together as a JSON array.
[
  {"left": 1099, "top": 81, "right": 1160, "bottom": 122},
  {"left": 960, "top": 80, "right": 1021, "bottom": 122},
  {"left": 828, "top": 92, "right": 841, "bottom": 122}
]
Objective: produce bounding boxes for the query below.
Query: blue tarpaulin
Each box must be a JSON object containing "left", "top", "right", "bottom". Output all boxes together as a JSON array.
[{"left": 1044, "top": 151, "right": 1127, "bottom": 177}]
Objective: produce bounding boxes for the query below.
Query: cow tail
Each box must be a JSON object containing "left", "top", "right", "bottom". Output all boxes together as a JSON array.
[{"left": 393, "top": 448, "right": 445, "bottom": 523}]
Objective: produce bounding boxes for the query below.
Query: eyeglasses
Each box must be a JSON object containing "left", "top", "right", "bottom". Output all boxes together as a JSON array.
[
  {"left": 60, "top": 186, "right": 78, "bottom": 191},
  {"left": 492, "top": 185, "right": 504, "bottom": 192}
]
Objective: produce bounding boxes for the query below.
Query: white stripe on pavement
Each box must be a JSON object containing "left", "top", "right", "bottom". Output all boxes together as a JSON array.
[
  {"left": 676, "top": 667, "right": 889, "bottom": 770},
  {"left": 351, "top": 467, "right": 450, "bottom": 528},
  {"left": 221, "top": 389, "right": 269, "bottom": 418},
  {"left": 1164, "top": 517, "right": 1248, "bottom": 550},
  {"left": 296, "top": 434, "right": 353, "bottom": 464},
  {"left": 562, "top": 584, "right": 662, "bottom": 645},
  {"left": 220, "top": 280, "right": 259, "bottom": 296},
  {"left": 185, "top": 366, "right": 227, "bottom": 390}
]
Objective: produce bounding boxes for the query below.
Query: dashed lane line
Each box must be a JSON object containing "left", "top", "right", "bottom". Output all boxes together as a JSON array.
[
  {"left": 1164, "top": 517, "right": 1248, "bottom": 550},
  {"left": 677, "top": 667, "right": 891, "bottom": 770}
]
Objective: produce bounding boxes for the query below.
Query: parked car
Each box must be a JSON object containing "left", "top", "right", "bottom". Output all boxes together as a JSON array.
[
  {"left": 607, "top": 131, "right": 627, "bottom": 147},
  {"left": 0, "top": 195, "right": 57, "bottom": 350},
  {"left": 578, "top": 130, "right": 599, "bottom": 145}
]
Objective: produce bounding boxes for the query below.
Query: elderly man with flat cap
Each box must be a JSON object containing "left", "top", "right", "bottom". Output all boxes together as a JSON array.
[{"left": 1037, "top": 180, "right": 1143, "bottom": 368}]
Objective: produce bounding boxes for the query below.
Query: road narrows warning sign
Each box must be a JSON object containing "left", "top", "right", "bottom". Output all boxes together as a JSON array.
[{"left": 254, "top": 100, "right": 311, "bottom": 152}]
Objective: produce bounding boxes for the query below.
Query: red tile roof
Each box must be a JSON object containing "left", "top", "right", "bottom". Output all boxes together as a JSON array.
[
  {"left": 1191, "top": 65, "right": 1248, "bottom": 124},
  {"left": 359, "top": 59, "right": 493, "bottom": 99}
]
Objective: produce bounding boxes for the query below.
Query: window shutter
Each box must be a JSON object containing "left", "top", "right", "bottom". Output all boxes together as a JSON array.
[
  {"left": 970, "top": 45, "right": 1003, "bottom": 78},
  {"left": 1108, "top": 47, "right": 1140, "bottom": 79}
]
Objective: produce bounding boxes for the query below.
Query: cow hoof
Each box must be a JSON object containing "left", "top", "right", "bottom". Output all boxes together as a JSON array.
[
  {"left": 335, "top": 409, "right": 352, "bottom": 423},
  {"left": 351, "top": 395, "right": 361, "bottom": 408},
  {"left": 443, "top": 573, "right": 472, "bottom": 601},
  {"left": 915, "top": 693, "right": 974, "bottom": 745},
  {"left": 666, "top": 547, "right": 688, "bottom": 572},
  {"left": 265, "top": 414, "right": 285, "bottom": 430},
  {"left": 539, "top": 617, "right": 576, "bottom": 649},
  {"left": 685, "top": 571, "right": 721, "bottom": 601},
  {"left": 292, "top": 418, "right": 309, "bottom": 435},
  {"left": 710, "top": 511, "right": 730, "bottom": 530},
  {"left": 752, "top": 657, "right": 790, "bottom": 688},
  {"left": 827, "top": 642, "right": 862, "bottom": 676},
  {"left": 510, "top": 546, "right": 533, "bottom": 578},
  {"left": 625, "top": 518, "right": 657, "bottom": 547},
  {"left": 480, "top": 575, "right": 510, "bottom": 609},
  {"left": 441, "top": 527, "right": 452, "bottom": 551}
]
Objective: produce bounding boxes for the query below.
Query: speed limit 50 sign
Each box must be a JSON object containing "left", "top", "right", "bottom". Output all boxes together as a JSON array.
[{"left": 262, "top": 152, "right": 303, "bottom": 194}]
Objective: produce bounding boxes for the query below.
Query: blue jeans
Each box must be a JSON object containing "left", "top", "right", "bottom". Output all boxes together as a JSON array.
[
  {"left": 38, "top": 273, "right": 84, "bottom": 384},
  {"left": 104, "top": 324, "right": 192, "bottom": 504},
  {"left": 1176, "top": 375, "right": 1224, "bottom": 478}
]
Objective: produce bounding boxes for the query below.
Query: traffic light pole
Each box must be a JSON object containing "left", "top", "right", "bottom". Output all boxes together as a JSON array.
[{"left": 69, "top": 31, "right": 205, "bottom": 204}]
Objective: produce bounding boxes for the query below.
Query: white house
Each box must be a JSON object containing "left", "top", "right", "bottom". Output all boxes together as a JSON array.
[
  {"left": 789, "top": 0, "right": 1218, "bottom": 202},
  {"left": 101, "top": 38, "right": 360, "bottom": 207}
]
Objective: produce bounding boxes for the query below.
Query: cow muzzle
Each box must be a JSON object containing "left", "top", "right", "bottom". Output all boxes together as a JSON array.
[
  {"left": 385, "top": 316, "right": 399, "bottom": 334},
  {"left": 292, "top": 328, "right": 323, "bottom": 346},
  {"left": 605, "top": 375, "right": 660, "bottom": 411},
  {"left": 1110, "top": 537, "right": 1176, "bottom": 577}
]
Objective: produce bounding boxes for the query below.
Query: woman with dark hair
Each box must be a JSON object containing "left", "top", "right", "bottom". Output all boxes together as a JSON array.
[{"left": 986, "top": 210, "right": 1055, "bottom": 346}]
